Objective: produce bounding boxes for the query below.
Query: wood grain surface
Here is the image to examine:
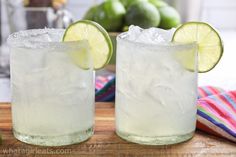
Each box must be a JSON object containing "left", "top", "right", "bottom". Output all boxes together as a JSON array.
[{"left": 0, "top": 102, "right": 235, "bottom": 157}]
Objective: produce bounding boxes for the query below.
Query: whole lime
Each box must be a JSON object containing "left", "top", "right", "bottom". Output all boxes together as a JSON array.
[
  {"left": 159, "top": 6, "right": 181, "bottom": 29},
  {"left": 120, "top": 0, "right": 148, "bottom": 8},
  {"left": 148, "top": 0, "right": 168, "bottom": 8},
  {"left": 83, "top": 5, "right": 98, "bottom": 20},
  {"left": 125, "top": 1, "right": 160, "bottom": 28},
  {"left": 122, "top": 25, "right": 129, "bottom": 32},
  {"left": 93, "top": 0, "right": 126, "bottom": 31}
]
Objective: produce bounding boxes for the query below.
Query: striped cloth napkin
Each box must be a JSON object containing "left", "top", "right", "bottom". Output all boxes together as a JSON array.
[
  {"left": 95, "top": 75, "right": 115, "bottom": 102},
  {"left": 197, "top": 86, "right": 236, "bottom": 143},
  {"left": 95, "top": 76, "right": 236, "bottom": 143}
]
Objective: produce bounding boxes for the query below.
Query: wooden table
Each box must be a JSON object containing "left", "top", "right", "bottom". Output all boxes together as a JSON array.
[{"left": 0, "top": 102, "right": 235, "bottom": 157}]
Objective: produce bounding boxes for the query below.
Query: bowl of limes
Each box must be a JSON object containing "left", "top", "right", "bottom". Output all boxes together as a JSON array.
[{"left": 83, "top": 0, "right": 181, "bottom": 65}]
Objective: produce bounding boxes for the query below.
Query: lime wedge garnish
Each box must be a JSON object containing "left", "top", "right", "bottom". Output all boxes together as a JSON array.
[
  {"left": 63, "top": 20, "right": 113, "bottom": 70},
  {"left": 172, "top": 22, "right": 223, "bottom": 73}
]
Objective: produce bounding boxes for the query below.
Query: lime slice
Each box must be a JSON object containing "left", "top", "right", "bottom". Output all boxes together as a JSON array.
[
  {"left": 172, "top": 22, "right": 223, "bottom": 73},
  {"left": 68, "top": 40, "right": 92, "bottom": 70},
  {"left": 63, "top": 20, "right": 113, "bottom": 70}
]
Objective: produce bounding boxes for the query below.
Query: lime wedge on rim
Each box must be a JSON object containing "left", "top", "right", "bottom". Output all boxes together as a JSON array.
[
  {"left": 172, "top": 22, "right": 223, "bottom": 73},
  {"left": 63, "top": 20, "right": 113, "bottom": 70}
]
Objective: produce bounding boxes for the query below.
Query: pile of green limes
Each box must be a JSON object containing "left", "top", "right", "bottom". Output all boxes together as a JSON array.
[{"left": 83, "top": 0, "right": 181, "bottom": 31}]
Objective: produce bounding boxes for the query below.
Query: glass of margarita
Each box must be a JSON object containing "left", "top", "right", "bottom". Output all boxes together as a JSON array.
[
  {"left": 115, "top": 26, "right": 198, "bottom": 145},
  {"left": 8, "top": 29, "right": 95, "bottom": 146}
]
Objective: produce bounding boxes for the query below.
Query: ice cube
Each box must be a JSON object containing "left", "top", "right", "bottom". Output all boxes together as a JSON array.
[
  {"left": 126, "top": 25, "right": 143, "bottom": 41},
  {"left": 136, "top": 27, "right": 166, "bottom": 44},
  {"left": 25, "top": 28, "right": 64, "bottom": 42},
  {"left": 125, "top": 25, "right": 175, "bottom": 44},
  {"left": 35, "top": 33, "right": 52, "bottom": 42}
]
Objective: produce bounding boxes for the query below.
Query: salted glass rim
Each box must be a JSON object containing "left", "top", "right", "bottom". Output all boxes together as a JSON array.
[
  {"left": 8, "top": 28, "right": 94, "bottom": 69},
  {"left": 117, "top": 32, "right": 197, "bottom": 48},
  {"left": 7, "top": 28, "right": 80, "bottom": 49}
]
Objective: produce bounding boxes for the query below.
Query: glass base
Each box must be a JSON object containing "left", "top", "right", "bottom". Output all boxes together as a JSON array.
[
  {"left": 116, "top": 130, "right": 194, "bottom": 145},
  {"left": 13, "top": 127, "right": 94, "bottom": 146}
]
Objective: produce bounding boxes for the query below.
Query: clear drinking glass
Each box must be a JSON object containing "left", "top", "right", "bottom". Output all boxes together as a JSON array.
[
  {"left": 6, "top": 1, "right": 74, "bottom": 32},
  {"left": 7, "top": 29, "right": 95, "bottom": 146},
  {"left": 115, "top": 33, "right": 198, "bottom": 145}
]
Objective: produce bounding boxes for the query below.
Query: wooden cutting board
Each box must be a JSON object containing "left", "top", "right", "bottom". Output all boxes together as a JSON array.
[{"left": 0, "top": 102, "right": 235, "bottom": 157}]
